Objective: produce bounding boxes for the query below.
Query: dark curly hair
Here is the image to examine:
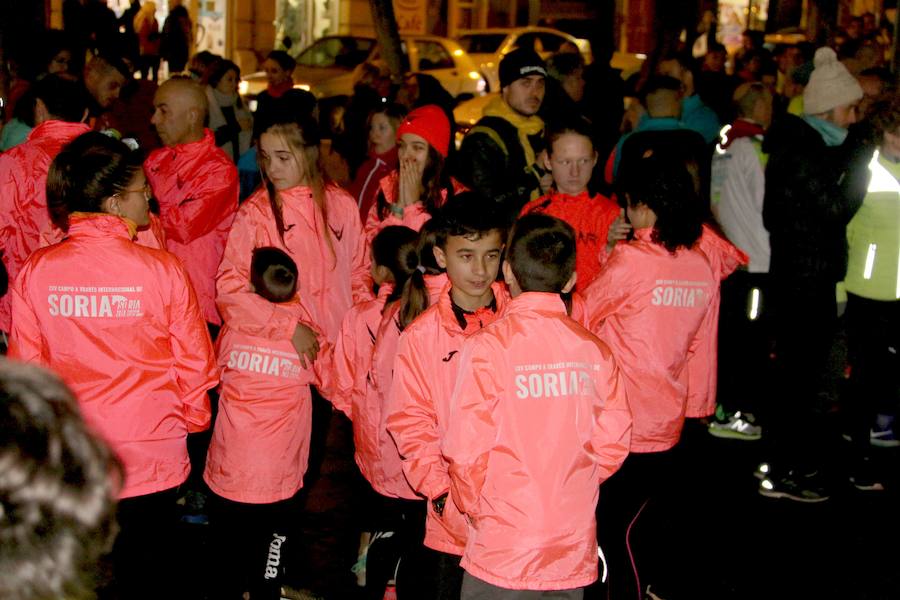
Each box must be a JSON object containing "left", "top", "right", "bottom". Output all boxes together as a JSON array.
[
  {"left": 0, "top": 361, "right": 119, "bottom": 600},
  {"left": 617, "top": 153, "right": 703, "bottom": 253}
]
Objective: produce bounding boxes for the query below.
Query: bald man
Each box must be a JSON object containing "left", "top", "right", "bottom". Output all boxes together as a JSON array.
[{"left": 145, "top": 78, "right": 238, "bottom": 326}]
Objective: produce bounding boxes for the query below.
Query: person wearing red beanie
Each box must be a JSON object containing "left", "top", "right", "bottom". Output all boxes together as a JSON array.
[{"left": 360, "top": 105, "right": 465, "bottom": 294}]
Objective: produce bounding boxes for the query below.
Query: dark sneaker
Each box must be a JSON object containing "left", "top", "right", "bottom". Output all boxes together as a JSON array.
[
  {"left": 849, "top": 457, "right": 886, "bottom": 492},
  {"left": 759, "top": 471, "right": 831, "bottom": 503}
]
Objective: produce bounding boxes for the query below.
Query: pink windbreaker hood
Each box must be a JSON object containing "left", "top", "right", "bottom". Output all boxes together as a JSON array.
[
  {"left": 144, "top": 129, "right": 238, "bottom": 325},
  {"left": 385, "top": 281, "right": 509, "bottom": 555},
  {"left": 216, "top": 183, "right": 368, "bottom": 344},
  {"left": 583, "top": 228, "right": 715, "bottom": 452},
  {"left": 0, "top": 120, "right": 92, "bottom": 331},
  {"left": 443, "top": 292, "right": 632, "bottom": 590},
  {"left": 8, "top": 213, "right": 218, "bottom": 498}
]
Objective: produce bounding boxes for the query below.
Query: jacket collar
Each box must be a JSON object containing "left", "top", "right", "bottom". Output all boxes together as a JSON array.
[
  {"left": 436, "top": 280, "right": 508, "bottom": 333},
  {"left": 548, "top": 189, "right": 592, "bottom": 203},
  {"left": 27, "top": 119, "right": 92, "bottom": 143},
  {"left": 505, "top": 291, "right": 567, "bottom": 317},
  {"left": 159, "top": 128, "right": 216, "bottom": 160},
  {"left": 67, "top": 213, "right": 137, "bottom": 240}
]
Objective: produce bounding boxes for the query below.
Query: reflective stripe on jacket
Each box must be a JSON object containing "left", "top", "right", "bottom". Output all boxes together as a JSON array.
[
  {"left": 443, "top": 292, "right": 632, "bottom": 590},
  {"left": 9, "top": 213, "right": 217, "bottom": 498},
  {"left": 144, "top": 129, "right": 238, "bottom": 325}
]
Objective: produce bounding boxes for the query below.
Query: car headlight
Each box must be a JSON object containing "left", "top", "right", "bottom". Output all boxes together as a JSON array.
[
  {"left": 467, "top": 71, "right": 481, "bottom": 80},
  {"left": 238, "top": 80, "right": 249, "bottom": 95}
]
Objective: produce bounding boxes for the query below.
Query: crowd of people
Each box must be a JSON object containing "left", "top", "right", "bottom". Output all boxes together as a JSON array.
[{"left": 0, "top": 7, "right": 898, "bottom": 600}]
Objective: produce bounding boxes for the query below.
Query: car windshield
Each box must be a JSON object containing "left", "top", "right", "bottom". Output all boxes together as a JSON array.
[
  {"left": 458, "top": 34, "right": 506, "bottom": 54},
  {"left": 296, "top": 37, "right": 375, "bottom": 69}
]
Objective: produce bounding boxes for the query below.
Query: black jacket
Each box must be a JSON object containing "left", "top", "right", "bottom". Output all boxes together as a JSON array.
[
  {"left": 762, "top": 113, "right": 870, "bottom": 285},
  {"left": 454, "top": 115, "right": 544, "bottom": 221}
]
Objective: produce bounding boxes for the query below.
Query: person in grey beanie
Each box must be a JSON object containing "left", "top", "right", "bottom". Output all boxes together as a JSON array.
[{"left": 757, "top": 46, "right": 872, "bottom": 502}]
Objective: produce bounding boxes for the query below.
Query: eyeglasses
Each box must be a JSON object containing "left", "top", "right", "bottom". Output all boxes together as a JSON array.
[{"left": 117, "top": 184, "right": 152, "bottom": 200}]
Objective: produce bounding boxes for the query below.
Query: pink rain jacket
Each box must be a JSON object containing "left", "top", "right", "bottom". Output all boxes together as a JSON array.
[
  {"left": 348, "top": 273, "right": 449, "bottom": 500},
  {"left": 520, "top": 190, "right": 621, "bottom": 291},
  {"left": 144, "top": 129, "right": 238, "bottom": 325},
  {"left": 362, "top": 171, "right": 457, "bottom": 245},
  {"left": 204, "top": 313, "right": 330, "bottom": 504},
  {"left": 385, "top": 281, "right": 509, "bottom": 555},
  {"left": 583, "top": 228, "right": 715, "bottom": 453},
  {"left": 0, "top": 120, "right": 92, "bottom": 331},
  {"left": 8, "top": 213, "right": 217, "bottom": 499},
  {"left": 685, "top": 224, "right": 747, "bottom": 418},
  {"left": 320, "top": 284, "right": 418, "bottom": 498},
  {"left": 443, "top": 292, "right": 632, "bottom": 590},
  {"left": 216, "top": 184, "right": 368, "bottom": 343}
]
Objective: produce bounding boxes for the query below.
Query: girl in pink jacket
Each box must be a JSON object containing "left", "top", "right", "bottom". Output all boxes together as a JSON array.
[
  {"left": 324, "top": 225, "right": 432, "bottom": 598},
  {"left": 216, "top": 113, "right": 369, "bottom": 352},
  {"left": 385, "top": 193, "right": 510, "bottom": 599},
  {"left": 444, "top": 214, "right": 633, "bottom": 597},
  {"left": 582, "top": 154, "right": 716, "bottom": 599},
  {"left": 206, "top": 246, "right": 329, "bottom": 600},
  {"left": 8, "top": 132, "right": 218, "bottom": 600},
  {"left": 363, "top": 105, "right": 465, "bottom": 248}
]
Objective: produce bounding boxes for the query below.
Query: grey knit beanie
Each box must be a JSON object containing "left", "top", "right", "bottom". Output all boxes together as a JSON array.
[{"left": 803, "top": 47, "right": 863, "bottom": 115}]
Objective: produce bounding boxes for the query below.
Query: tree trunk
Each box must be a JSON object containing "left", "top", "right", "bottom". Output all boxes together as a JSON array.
[{"left": 369, "top": 0, "right": 405, "bottom": 84}]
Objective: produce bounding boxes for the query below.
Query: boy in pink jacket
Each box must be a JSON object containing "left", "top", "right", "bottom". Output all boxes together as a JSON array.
[
  {"left": 205, "top": 246, "right": 330, "bottom": 600},
  {"left": 443, "top": 214, "right": 632, "bottom": 598},
  {"left": 385, "top": 193, "right": 509, "bottom": 598}
]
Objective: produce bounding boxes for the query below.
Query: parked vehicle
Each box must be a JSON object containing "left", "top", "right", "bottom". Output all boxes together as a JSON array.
[
  {"left": 457, "top": 26, "right": 592, "bottom": 91},
  {"left": 240, "top": 34, "right": 486, "bottom": 106}
]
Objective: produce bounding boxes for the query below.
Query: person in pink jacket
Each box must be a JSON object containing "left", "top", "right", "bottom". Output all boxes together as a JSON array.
[
  {"left": 205, "top": 246, "right": 330, "bottom": 600},
  {"left": 348, "top": 102, "right": 406, "bottom": 221},
  {"left": 582, "top": 154, "right": 715, "bottom": 599},
  {"left": 0, "top": 75, "right": 90, "bottom": 335},
  {"left": 217, "top": 113, "right": 369, "bottom": 348},
  {"left": 385, "top": 193, "right": 509, "bottom": 599},
  {"left": 323, "top": 225, "right": 433, "bottom": 598},
  {"left": 8, "top": 131, "right": 218, "bottom": 600},
  {"left": 444, "top": 214, "right": 632, "bottom": 598},
  {"left": 145, "top": 77, "right": 239, "bottom": 327}
]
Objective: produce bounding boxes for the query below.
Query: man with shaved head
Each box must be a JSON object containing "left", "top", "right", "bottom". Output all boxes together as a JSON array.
[{"left": 145, "top": 77, "right": 238, "bottom": 327}]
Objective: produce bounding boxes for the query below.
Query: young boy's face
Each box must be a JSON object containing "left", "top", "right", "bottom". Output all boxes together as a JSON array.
[{"left": 433, "top": 229, "right": 504, "bottom": 310}]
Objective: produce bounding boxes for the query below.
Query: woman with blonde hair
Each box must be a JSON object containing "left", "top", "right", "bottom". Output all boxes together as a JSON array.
[{"left": 134, "top": 1, "right": 160, "bottom": 80}]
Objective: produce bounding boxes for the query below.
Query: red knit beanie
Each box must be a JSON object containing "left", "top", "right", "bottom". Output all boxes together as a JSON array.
[{"left": 396, "top": 105, "right": 450, "bottom": 157}]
